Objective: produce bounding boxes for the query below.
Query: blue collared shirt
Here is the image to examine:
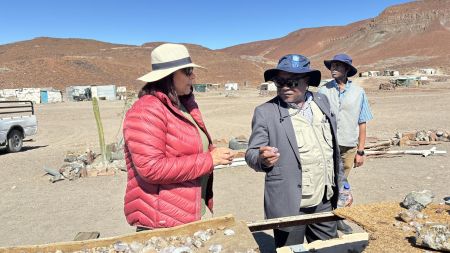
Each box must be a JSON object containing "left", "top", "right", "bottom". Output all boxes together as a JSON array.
[
  {"left": 329, "top": 80, "right": 373, "bottom": 124},
  {"left": 319, "top": 79, "right": 373, "bottom": 146}
]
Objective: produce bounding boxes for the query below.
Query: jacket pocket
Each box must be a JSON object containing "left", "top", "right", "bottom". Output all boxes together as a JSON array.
[{"left": 265, "top": 166, "right": 283, "bottom": 180}]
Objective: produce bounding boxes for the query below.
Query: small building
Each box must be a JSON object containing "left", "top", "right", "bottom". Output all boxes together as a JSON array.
[
  {"left": 40, "top": 88, "right": 63, "bottom": 103},
  {"left": 0, "top": 89, "right": 19, "bottom": 99},
  {"left": 260, "top": 82, "right": 277, "bottom": 91},
  {"left": 116, "top": 86, "right": 127, "bottom": 100},
  {"left": 91, "top": 85, "right": 116, "bottom": 100},
  {"left": 193, "top": 84, "right": 207, "bottom": 93},
  {"left": 66, "top": 86, "right": 92, "bottom": 102},
  {"left": 16, "top": 88, "right": 41, "bottom": 104},
  {"left": 259, "top": 82, "right": 277, "bottom": 96},
  {"left": 392, "top": 76, "right": 420, "bottom": 87},
  {"left": 369, "top": 71, "right": 381, "bottom": 77},
  {"left": 419, "top": 68, "right": 436, "bottom": 75},
  {"left": 0, "top": 88, "right": 41, "bottom": 103},
  {"left": 66, "top": 85, "right": 117, "bottom": 101},
  {"left": 359, "top": 71, "right": 381, "bottom": 77},
  {"left": 359, "top": 72, "right": 369, "bottom": 77},
  {"left": 384, "top": 70, "right": 400, "bottom": 76},
  {"left": 224, "top": 83, "right": 239, "bottom": 91},
  {"left": 207, "top": 83, "right": 220, "bottom": 91}
]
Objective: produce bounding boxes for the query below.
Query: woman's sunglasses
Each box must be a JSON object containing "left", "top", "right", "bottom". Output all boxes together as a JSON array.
[
  {"left": 181, "top": 67, "right": 194, "bottom": 76},
  {"left": 272, "top": 77, "right": 304, "bottom": 88}
]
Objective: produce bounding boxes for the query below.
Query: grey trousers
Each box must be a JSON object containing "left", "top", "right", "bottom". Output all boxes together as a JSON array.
[{"left": 273, "top": 193, "right": 338, "bottom": 247}]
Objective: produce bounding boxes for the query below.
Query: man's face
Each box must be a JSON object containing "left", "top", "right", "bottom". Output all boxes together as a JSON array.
[
  {"left": 275, "top": 71, "right": 309, "bottom": 104},
  {"left": 330, "top": 62, "right": 349, "bottom": 79}
]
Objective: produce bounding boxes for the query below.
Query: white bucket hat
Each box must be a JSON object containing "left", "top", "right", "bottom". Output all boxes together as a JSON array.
[{"left": 137, "top": 43, "right": 204, "bottom": 83}]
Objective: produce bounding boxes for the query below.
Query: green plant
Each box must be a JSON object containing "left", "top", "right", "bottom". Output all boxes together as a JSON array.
[{"left": 92, "top": 97, "right": 107, "bottom": 163}]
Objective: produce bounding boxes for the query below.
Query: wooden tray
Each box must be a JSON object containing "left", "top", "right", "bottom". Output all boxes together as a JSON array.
[{"left": 0, "top": 215, "right": 259, "bottom": 253}]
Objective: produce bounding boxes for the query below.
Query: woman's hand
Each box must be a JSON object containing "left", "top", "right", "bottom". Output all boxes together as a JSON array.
[{"left": 211, "top": 147, "right": 235, "bottom": 166}]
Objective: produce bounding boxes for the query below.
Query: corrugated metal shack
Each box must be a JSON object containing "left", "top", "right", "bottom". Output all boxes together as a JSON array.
[
  {"left": 66, "top": 85, "right": 117, "bottom": 101},
  {"left": 66, "top": 86, "right": 92, "bottom": 102},
  {"left": 193, "top": 84, "right": 207, "bottom": 92},
  {"left": 91, "top": 85, "right": 117, "bottom": 100},
  {"left": 392, "top": 76, "right": 421, "bottom": 87},
  {"left": 40, "top": 88, "right": 63, "bottom": 103}
]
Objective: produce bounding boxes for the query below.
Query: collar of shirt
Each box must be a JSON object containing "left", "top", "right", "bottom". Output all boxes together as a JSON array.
[
  {"left": 287, "top": 91, "right": 314, "bottom": 124},
  {"left": 287, "top": 91, "right": 313, "bottom": 110},
  {"left": 332, "top": 79, "right": 352, "bottom": 94}
]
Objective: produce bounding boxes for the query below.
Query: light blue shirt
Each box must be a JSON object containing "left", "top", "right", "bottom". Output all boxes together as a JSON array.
[
  {"left": 327, "top": 80, "right": 373, "bottom": 124},
  {"left": 319, "top": 80, "right": 373, "bottom": 147}
]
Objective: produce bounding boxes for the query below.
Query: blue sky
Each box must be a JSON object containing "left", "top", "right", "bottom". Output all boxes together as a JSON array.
[{"left": 1, "top": 0, "right": 412, "bottom": 49}]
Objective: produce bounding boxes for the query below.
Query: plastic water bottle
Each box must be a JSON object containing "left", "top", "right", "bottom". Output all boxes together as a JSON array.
[{"left": 337, "top": 182, "right": 352, "bottom": 207}]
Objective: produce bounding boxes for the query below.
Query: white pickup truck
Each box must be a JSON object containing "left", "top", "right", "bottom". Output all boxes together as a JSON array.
[{"left": 0, "top": 101, "right": 38, "bottom": 152}]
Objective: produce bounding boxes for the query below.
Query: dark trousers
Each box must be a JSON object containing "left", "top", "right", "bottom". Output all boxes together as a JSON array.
[{"left": 273, "top": 195, "right": 338, "bottom": 248}]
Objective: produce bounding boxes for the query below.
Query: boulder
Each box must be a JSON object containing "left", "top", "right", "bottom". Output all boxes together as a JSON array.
[
  {"left": 402, "top": 190, "right": 434, "bottom": 211},
  {"left": 415, "top": 223, "right": 450, "bottom": 252}
]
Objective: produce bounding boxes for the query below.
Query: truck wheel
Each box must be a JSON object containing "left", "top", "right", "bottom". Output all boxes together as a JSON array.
[{"left": 7, "top": 130, "right": 23, "bottom": 153}]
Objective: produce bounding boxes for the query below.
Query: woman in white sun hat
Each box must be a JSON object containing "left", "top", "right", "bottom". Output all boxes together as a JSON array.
[{"left": 123, "top": 43, "right": 234, "bottom": 231}]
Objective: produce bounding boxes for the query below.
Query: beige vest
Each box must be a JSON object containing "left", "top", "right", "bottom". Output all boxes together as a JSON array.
[{"left": 289, "top": 101, "right": 335, "bottom": 208}]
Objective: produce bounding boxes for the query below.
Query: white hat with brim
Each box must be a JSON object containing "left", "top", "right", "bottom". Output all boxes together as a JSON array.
[{"left": 137, "top": 43, "right": 205, "bottom": 83}]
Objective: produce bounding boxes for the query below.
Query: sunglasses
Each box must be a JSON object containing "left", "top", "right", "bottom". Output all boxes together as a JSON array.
[
  {"left": 181, "top": 67, "right": 194, "bottom": 76},
  {"left": 272, "top": 77, "right": 306, "bottom": 88}
]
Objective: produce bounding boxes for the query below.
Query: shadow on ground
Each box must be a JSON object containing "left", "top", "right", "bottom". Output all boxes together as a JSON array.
[
  {"left": 0, "top": 145, "right": 48, "bottom": 155},
  {"left": 253, "top": 231, "right": 275, "bottom": 253}
]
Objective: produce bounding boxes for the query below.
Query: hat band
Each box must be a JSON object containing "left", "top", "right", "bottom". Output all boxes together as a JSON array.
[{"left": 152, "top": 57, "right": 192, "bottom": 70}]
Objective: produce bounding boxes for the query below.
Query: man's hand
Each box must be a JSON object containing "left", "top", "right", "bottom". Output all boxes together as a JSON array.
[
  {"left": 259, "top": 146, "right": 280, "bottom": 168},
  {"left": 354, "top": 153, "right": 364, "bottom": 167}
]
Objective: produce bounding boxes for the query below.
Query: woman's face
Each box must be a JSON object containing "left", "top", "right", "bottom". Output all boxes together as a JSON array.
[{"left": 173, "top": 67, "right": 195, "bottom": 96}]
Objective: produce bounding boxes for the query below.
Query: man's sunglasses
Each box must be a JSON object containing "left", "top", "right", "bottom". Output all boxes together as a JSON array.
[
  {"left": 272, "top": 77, "right": 305, "bottom": 88},
  {"left": 181, "top": 67, "right": 194, "bottom": 76}
]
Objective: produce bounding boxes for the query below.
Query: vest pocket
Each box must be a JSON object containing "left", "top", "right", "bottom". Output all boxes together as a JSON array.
[
  {"left": 298, "top": 132, "right": 311, "bottom": 153},
  {"left": 301, "top": 176, "right": 314, "bottom": 196}
]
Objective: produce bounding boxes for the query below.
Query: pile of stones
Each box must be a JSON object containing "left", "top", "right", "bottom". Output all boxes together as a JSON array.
[
  {"left": 52, "top": 228, "right": 258, "bottom": 253},
  {"left": 46, "top": 147, "right": 126, "bottom": 183},
  {"left": 394, "top": 190, "right": 449, "bottom": 252}
]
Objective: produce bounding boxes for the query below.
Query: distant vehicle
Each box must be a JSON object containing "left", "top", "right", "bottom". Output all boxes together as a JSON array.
[{"left": 0, "top": 101, "right": 38, "bottom": 152}]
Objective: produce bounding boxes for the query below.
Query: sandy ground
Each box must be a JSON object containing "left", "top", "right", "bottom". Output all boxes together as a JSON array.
[{"left": 0, "top": 80, "right": 449, "bottom": 251}]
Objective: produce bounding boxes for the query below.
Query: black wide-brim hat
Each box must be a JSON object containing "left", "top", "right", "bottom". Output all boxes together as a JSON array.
[
  {"left": 324, "top": 53, "right": 358, "bottom": 77},
  {"left": 264, "top": 54, "right": 321, "bottom": 87}
]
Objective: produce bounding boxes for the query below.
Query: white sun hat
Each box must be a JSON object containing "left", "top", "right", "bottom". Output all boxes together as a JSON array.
[{"left": 137, "top": 43, "right": 204, "bottom": 83}]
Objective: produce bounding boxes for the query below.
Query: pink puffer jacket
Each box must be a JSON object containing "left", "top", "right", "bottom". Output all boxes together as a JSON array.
[{"left": 123, "top": 92, "right": 214, "bottom": 228}]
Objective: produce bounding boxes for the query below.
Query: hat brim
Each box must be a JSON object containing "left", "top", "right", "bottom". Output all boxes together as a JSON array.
[
  {"left": 324, "top": 60, "right": 357, "bottom": 77},
  {"left": 264, "top": 69, "right": 322, "bottom": 87},
  {"left": 137, "top": 63, "right": 204, "bottom": 83}
]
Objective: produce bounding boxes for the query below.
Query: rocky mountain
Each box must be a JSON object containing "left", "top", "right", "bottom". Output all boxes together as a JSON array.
[
  {"left": 0, "top": 0, "right": 449, "bottom": 90},
  {"left": 0, "top": 38, "right": 271, "bottom": 90},
  {"left": 222, "top": 0, "right": 450, "bottom": 74}
]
